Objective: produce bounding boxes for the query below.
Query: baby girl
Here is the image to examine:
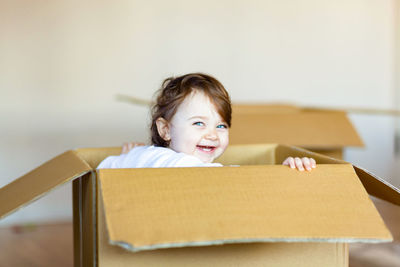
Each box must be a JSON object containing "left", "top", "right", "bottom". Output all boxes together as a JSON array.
[{"left": 98, "top": 73, "right": 315, "bottom": 171}]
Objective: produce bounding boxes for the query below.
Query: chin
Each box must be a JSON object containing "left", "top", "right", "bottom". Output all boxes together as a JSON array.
[
  {"left": 198, "top": 156, "right": 214, "bottom": 164},
  {"left": 199, "top": 158, "right": 213, "bottom": 164},
  {"left": 193, "top": 150, "right": 216, "bottom": 164}
]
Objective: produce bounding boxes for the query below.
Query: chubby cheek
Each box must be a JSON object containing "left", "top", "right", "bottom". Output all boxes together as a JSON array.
[
  {"left": 218, "top": 132, "right": 229, "bottom": 153},
  {"left": 170, "top": 127, "right": 199, "bottom": 154},
  {"left": 183, "top": 136, "right": 200, "bottom": 154}
]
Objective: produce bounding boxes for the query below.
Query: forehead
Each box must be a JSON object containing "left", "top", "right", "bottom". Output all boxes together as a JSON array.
[{"left": 177, "top": 90, "right": 219, "bottom": 117}]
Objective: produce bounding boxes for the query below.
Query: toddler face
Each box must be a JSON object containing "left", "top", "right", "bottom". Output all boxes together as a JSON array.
[{"left": 166, "top": 90, "right": 229, "bottom": 163}]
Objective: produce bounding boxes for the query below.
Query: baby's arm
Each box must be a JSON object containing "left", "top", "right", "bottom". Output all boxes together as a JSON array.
[
  {"left": 282, "top": 157, "right": 316, "bottom": 171},
  {"left": 121, "top": 142, "right": 145, "bottom": 154},
  {"left": 98, "top": 142, "right": 145, "bottom": 169}
]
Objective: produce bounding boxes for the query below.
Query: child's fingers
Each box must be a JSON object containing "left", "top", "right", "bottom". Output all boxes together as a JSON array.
[
  {"left": 121, "top": 142, "right": 144, "bottom": 154},
  {"left": 121, "top": 143, "right": 128, "bottom": 154},
  {"left": 294, "top": 157, "right": 305, "bottom": 171},
  {"left": 134, "top": 142, "right": 145, "bottom": 148},
  {"left": 283, "top": 157, "right": 316, "bottom": 171},
  {"left": 310, "top": 158, "right": 317, "bottom": 168},
  {"left": 282, "top": 157, "right": 295, "bottom": 169},
  {"left": 301, "top": 157, "right": 312, "bottom": 171},
  {"left": 129, "top": 143, "right": 135, "bottom": 153},
  {"left": 282, "top": 157, "right": 289, "bottom": 165}
]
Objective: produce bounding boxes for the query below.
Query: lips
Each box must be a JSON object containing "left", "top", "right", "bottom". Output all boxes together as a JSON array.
[{"left": 196, "top": 145, "right": 217, "bottom": 153}]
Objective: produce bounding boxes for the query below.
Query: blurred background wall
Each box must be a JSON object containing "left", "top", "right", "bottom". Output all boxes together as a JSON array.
[{"left": 0, "top": 0, "right": 399, "bottom": 226}]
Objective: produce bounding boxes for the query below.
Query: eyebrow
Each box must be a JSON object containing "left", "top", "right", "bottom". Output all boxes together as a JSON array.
[
  {"left": 187, "top": 116, "right": 208, "bottom": 120},
  {"left": 187, "top": 116, "right": 227, "bottom": 125}
]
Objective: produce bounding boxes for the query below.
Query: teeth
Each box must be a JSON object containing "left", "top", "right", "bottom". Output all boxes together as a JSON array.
[{"left": 198, "top": 146, "right": 215, "bottom": 152}]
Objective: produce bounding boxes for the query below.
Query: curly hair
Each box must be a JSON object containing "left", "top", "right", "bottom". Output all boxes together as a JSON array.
[{"left": 150, "top": 73, "right": 231, "bottom": 147}]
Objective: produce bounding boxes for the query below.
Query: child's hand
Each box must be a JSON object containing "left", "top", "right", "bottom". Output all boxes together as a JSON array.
[
  {"left": 121, "top": 142, "right": 145, "bottom": 154},
  {"left": 282, "top": 157, "right": 316, "bottom": 171}
]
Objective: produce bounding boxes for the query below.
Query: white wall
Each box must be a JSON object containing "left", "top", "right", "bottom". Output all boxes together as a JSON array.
[{"left": 0, "top": 0, "right": 398, "bottom": 226}]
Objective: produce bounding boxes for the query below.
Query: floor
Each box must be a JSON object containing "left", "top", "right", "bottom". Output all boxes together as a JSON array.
[
  {"left": 0, "top": 198, "right": 398, "bottom": 267},
  {"left": 0, "top": 222, "right": 73, "bottom": 267},
  {"left": 348, "top": 197, "right": 400, "bottom": 267}
]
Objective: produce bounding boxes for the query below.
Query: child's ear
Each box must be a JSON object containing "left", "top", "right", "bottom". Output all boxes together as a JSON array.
[{"left": 156, "top": 117, "right": 171, "bottom": 142}]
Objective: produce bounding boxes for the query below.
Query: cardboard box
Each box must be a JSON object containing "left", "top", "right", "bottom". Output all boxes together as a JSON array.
[
  {"left": 1, "top": 144, "right": 399, "bottom": 267},
  {"left": 231, "top": 104, "right": 364, "bottom": 159}
]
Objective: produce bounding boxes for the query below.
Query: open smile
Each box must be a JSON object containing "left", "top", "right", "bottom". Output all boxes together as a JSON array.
[{"left": 196, "top": 145, "right": 217, "bottom": 153}]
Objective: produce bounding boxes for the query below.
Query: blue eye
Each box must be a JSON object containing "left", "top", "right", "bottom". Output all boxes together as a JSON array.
[
  {"left": 217, "top": 124, "right": 227, "bottom": 129},
  {"left": 193, "top": 121, "right": 204, "bottom": 126}
]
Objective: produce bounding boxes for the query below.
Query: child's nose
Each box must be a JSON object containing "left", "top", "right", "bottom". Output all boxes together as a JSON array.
[{"left": 205, "top": 128, "right": 218, "bottom": 140}]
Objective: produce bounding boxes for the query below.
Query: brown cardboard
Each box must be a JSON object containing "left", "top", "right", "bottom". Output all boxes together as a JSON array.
[
  {"left": 1, "top": 144, "right": 398, "bottom": 267},
  {"left": 98, "top": 165, "right": 390, "bottom": 252},
  {"left": 0, "top": 150, "right": 92, "bottom": 219},
  {"left": 72, "top": 172, "right": 97, "bottom": 267},
  {"left": 232, "top": 104, "right": 302, "bottom": 114},
  {"left": 98, "top": 192, "right": 349, "bottom": 267},
  {"left": 231, "top": 104, "right": 364, "bottom": 158},
  {"left": 230, "top": 112, "right": 363, "bottom": 148},
  {"left": 272, "top": 145, "right": 400, "bottom": 206},
  {"left": 311, "top": 149, "right": 343, "bottom": 159}
]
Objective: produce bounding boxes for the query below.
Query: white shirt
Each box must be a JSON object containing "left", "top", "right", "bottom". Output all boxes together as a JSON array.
[{"left": 97, "top": 145, "right": 223, "bottom": 169}]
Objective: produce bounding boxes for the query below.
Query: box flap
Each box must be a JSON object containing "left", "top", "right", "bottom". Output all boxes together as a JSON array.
[
  {"left": 232, "top": 104, "right": 348, "bottom": 115},
  {"left": 231, "top": 106, "right": 363, "bottom": 148},
  {"left": 353, "top": 166, "right": 400, "bottom": 206},
  {"left": 0, "top": 150, "right": 92, "bottom": 220},
  {"left": 98, "top": 165, "right": 391, "bottom": 252},
  {"left": 273, "top": 144, "right": 400, "bottom": 206},
  {"left": 74, "top": 147, "right": 121, "bottom": 169},
  {"left": 232, "top": 104, "right": 301, "bottom": 114}
]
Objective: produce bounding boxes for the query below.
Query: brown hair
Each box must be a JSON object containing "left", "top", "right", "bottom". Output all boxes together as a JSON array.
[{"left": 151, "top": 73, "right": 231, "bottom": 147}]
